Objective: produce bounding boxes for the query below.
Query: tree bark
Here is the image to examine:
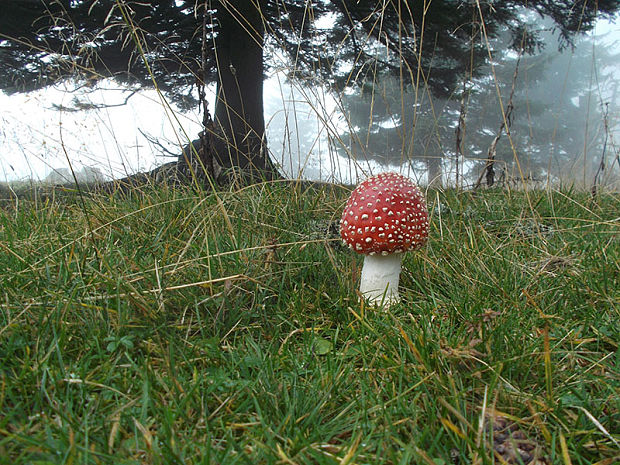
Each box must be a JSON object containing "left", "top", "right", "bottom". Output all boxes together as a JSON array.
[{"left": 211, "top": 0, "right": 277, "bottom": 181}]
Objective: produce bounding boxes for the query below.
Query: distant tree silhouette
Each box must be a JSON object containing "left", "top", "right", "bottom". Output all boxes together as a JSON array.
[{"left": 337, "top": 21, "right": 620, "bottom": 185}]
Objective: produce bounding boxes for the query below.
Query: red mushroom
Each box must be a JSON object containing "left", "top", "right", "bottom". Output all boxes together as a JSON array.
[{"left": 340, "top": 172, "right": 429, "bottom": 306}]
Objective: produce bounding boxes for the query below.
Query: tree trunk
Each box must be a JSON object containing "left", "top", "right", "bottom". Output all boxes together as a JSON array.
[
  {"left": 426, "top": 155, "right": 442, "bottom": 187},
  {"left": 212, "top": 0, "right": 277, "bottom": 181}
]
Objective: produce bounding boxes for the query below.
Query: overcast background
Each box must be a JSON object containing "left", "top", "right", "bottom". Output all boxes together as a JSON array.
[{"left": 1, "top": 18, "right": 618, "bottom": 187}]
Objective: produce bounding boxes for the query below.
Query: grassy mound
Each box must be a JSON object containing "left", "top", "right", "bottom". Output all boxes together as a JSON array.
[{"left": 0, "top": 183, "right": 618, "bottom": 464}]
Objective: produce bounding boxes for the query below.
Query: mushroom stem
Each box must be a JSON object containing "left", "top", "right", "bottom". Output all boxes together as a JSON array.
[{"left": 359, "top": 253, "right": 402, "bottom": 306}]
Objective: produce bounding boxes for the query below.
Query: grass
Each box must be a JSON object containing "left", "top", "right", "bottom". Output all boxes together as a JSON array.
[{"left": 0, "top": 181, "right": 618, "bottom": 464}]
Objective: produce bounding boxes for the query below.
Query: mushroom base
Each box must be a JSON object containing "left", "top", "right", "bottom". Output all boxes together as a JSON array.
[{"left": 359, "top": 253, "right": 402, "bottom": 307}]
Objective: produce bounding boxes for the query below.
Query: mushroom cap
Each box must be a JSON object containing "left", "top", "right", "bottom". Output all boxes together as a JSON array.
[{"left": 340, "top": 172, "right": 429, "bottom": 255}]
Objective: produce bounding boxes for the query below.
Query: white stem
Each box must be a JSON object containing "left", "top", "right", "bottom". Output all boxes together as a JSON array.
[{"left": 359, "top": 253, "right": 402, "bottom": 307}]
